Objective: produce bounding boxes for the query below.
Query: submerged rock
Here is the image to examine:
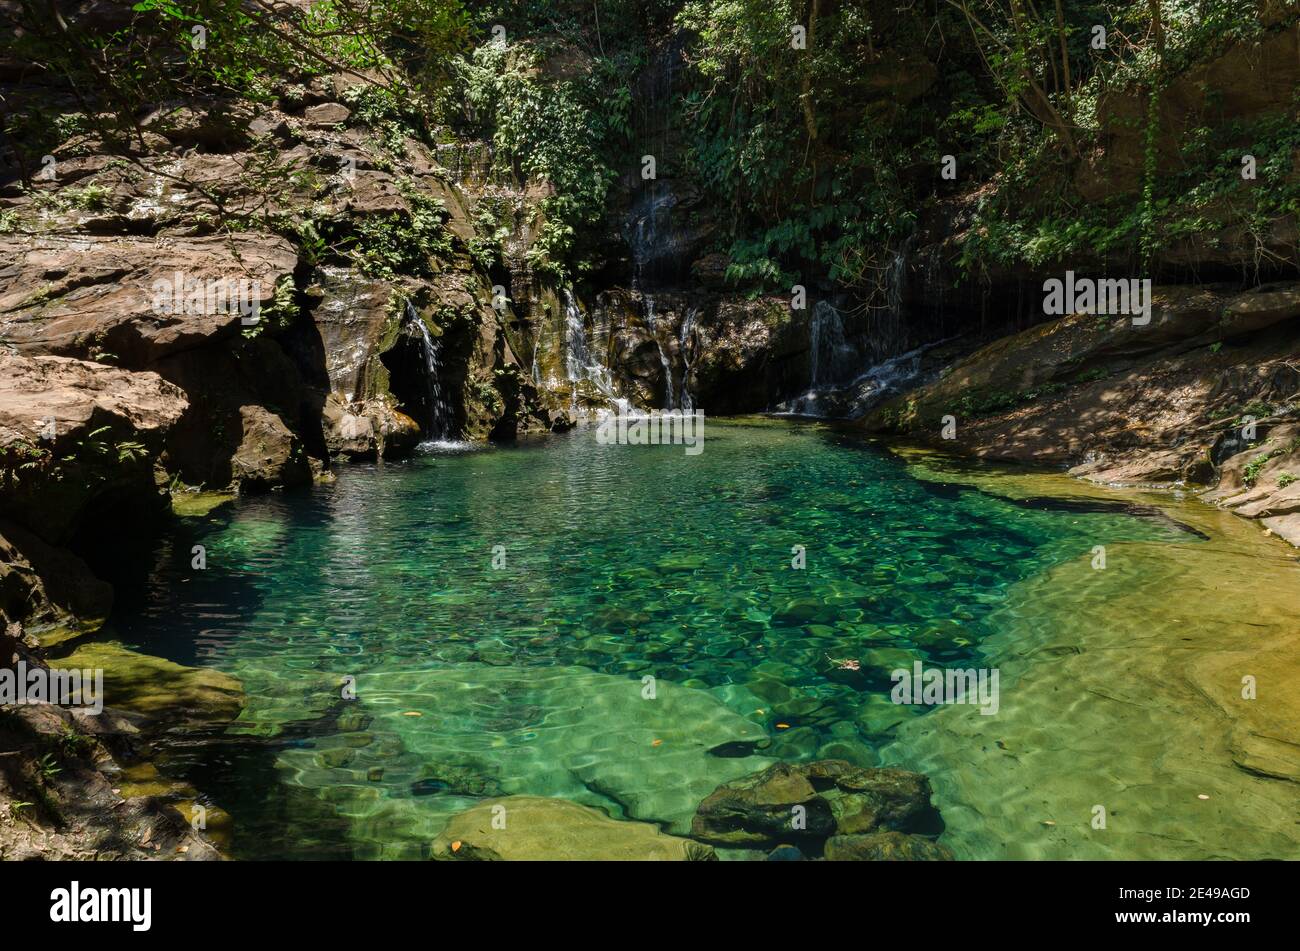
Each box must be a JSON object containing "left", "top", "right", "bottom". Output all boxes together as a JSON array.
[
  {"left": 430, "top": 796, "right": 715, "bottom": 861},
  {"left": 824, "top": 831, "right": 953, "bottom": 861},
  {"left": 263, "top": 664, "right": 774, "bottom": 850},
  {"left": 50, "top": 641, "right": 244, "bottom": 730},
  {"left": 691, "top": 759, "right": 940, "bottom": 851},
  {"left": 766, "top": 845, "right": 807, "bottom": 861}
]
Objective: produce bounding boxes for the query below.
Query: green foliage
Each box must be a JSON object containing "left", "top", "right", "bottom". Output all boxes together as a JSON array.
[
  {"left": 36, "top": 753, "right": 62, "bottom": 781},
  {"left": 1, "top": 0, "right": 470, "bottom": 177},
  {"left": 243, "top": 276, "right": 300, "bottom": 339},
  {"left": 451, "top": 40, "right": 629, "bottom": 277},
  {"left": 1243, "top": 438, "right": 1300, "bottom": 484},
  {"left": 349, "top": 182, "right": 452, "bottom": 278},
  {"left": 676, "top": 0, "right": 924, "bottom": 291}
]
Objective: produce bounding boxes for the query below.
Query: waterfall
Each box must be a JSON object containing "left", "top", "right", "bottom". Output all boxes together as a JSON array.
[
  {"left": 644, "top": 295, "right": 676, "bottom": 410},
  {"left": 678, "top": 305, "right": 697, "bottom": 413},
  {"left": 562, "top": 290, "right": 616, "bottom": 413},
  {"left": 406, "top": 301, "right": 453, "bottom": 440},
  {"left": 809, "top": 300, "right": 856, "bottom": 387},
  {"left": 867, "top": 241, "right": 911, "bottom": 362}
]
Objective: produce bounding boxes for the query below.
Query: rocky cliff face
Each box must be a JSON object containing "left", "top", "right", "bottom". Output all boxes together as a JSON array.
[{"left": 860, "top": 283, "right": 1300, "bottom": 545}]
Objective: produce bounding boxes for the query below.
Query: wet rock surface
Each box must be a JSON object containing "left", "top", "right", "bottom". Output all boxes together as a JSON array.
[
  {"left": 431, "top": 796, "right": 715, "bottom": 861},
  {"left": 861, "top": 284, "right": 1300, "bottom": 545},
  {"left": 691, "top": 759, "right": 945, "bottom": 858}
]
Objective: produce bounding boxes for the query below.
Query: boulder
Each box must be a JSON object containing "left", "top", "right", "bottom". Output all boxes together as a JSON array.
[
  {"left": 0, "top": 353, "right": 186, "bottom": 541},
  {"left": 691, "top": 760, "right": 938, "bottom": 849},
  {"left": 230, "top": 405, "right": 311, "bottom": 490},
  {"left": 49, "top": 640, "right": 244, "bottom": 730},
  {"left": 302, "top": 102, "right": 351, "bottom": 128},
  {"left": 1218, "top": 284, "right": 1300, "bottom": 339},
  {"left": 0, "top": 353, "right": 186, "bottom": 449},
  {"left": 0, "top": 234, "right": 297, "bottom": 367},
  {"left": 824, "top": 831, "right": 954, "bottom": 861},
  {"left": 430, "top": 796, "right": 715, "bottom": 861},
  {"left": 0, "top": 518, "right": 112, "bottom": 644}
]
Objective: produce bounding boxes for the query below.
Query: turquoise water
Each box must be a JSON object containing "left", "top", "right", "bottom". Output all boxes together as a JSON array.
[{"left": 105, "top": 420, "right": 1187, "bottom": 858}]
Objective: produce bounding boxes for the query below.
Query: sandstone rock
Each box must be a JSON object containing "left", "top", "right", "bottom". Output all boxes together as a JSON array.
[
  {"left": 430, "top": 796, "right": 715, "bottom": 861},
  {"left": 690, "top": 252, "right": 730, "bottom": 288},
  {"left": 0, "top": 234, "right": 298, "bottom": 367},
  {"left": 0, "top": 518, "right": 112, "bottom": 643},
  {"left": 150, "top": 334, "right": 323, "bottom": 490},
  {"left": 824, "top": 830, "right": 954, "bottom": 861},
  {"left": 691, "top": 760, "right": 937, "bottom": 849},
  {"left": 302, "top": 102, "right": 351, "bottom": 128},
  {"left": 140, "top": 101, "right": 253, "bottom": 149},
  {"left": 1078, "top": 23, "right": 1300, "bottom": 211},
  {"left": 269, "top": 664, "right": 773, "bottom": 842},
  {"left": 311, "top": 267, "right": 401, "bottom": 401},
  {"left": 49, "top": 640, "right": 244, "bottom": 730},
  {"left": 1218, "top": 284, "right": 1300, "bottom": 339},
  {"left": 0, "top": 700, "right": 222, "bottom": 861},
  {"left": 1185, "top": 632, "right": 1300, "bottom": 784},
  {"left": 0, "top": 353, "right": 186, "bottom": 540},
  {"left": 169, "top": 491, "right": 237, "bottom": 518},
  {"left": 230, "top": 404, "right": 311, "bottom": 490},
  {"left": 0, "top": 353, "right": 186, "bottom": 449}
]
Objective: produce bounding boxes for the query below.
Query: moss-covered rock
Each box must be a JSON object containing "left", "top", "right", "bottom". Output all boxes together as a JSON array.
[
  {"left": 50, "top": 641, "right": 244, "bottom": 729},
  {"left": 691, "top": 760, "right": 939, "bottom": 850},
  {"left": 431, "top": 796, "right": 715, "bottom": 861}
]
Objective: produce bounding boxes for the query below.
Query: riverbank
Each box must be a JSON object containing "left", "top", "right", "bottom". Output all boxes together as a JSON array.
[
  {"left": 878, "top": 447, "right": 1300, "bottom": 859},
  {"left": 858, "top": 285, "right": 1300, "bottom": 547}
]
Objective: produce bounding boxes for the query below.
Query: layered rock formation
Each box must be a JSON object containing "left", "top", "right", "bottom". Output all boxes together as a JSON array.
[{"left": 860, "top": 283, "right": 1300, "bottom": 544}]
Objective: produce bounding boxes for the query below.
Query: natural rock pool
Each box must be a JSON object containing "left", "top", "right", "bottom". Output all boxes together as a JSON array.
[{"left": 101, "top": 420, "right": 1300, "bottom": 859}]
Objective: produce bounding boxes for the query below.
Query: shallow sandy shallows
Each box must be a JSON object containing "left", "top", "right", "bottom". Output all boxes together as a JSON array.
[{"left": 880, "top": 449, "right": 1300, "bottom": 860}]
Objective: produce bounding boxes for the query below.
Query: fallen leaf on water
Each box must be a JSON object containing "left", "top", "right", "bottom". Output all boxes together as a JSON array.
[
  {"left": 776, "top": 723, "right": 790, "bottom": 730},
  {"left": 451, "top": 841, "right": 462, "bottom": 852},
  {"left": 1042, "top": 821, "right": 1056, "bottom": 827},
  {"left": 651, "top": 739, "right": 662, "bottom": 747}
]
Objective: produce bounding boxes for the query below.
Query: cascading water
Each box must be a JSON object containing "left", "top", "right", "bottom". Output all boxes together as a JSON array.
[
  {"left": 678, "top": 305, "right": 697, "bottom": 412},
  {"left": 865, "top": 244, "right": 910, "bottom": 363},
  {"left": 405, "top": 301, "right": 454, "bottom": 441},
  {"left": 561, "top": 290, "right": 617, "bottom": 414},
  {"left": 773, "top": 298, "right": 929, "bottom": 419},
  {"left": 643, "top": 296, "right": 676, "bottom": 410},
  {"left": 808, "top": 300, "right": 856, "bottom": 387}
]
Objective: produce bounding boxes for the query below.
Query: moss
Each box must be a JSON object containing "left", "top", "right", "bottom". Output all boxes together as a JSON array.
[
  {"left": 170, "top": 491, "right": 237, "bottom": 518},
  {"left": 49, "top": 641, "right": 244, "bottom": 727}
]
